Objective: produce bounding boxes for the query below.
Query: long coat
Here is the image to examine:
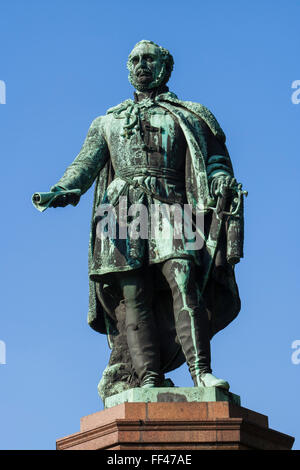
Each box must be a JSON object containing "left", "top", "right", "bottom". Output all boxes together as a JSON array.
[{"left": 53, "top": 92, "right": 243, "bottom": 373}]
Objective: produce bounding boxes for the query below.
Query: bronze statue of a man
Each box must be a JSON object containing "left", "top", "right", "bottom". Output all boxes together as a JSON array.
[{"left": 34, "top": 40, "right": 245, "bottom": 398}]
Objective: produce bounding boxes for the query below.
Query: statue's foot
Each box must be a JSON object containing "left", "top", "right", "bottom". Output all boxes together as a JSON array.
[
  {"left": 140, "top": 372, "right": 166, "bottom": 389},
  {"left": 141, "top": 377, "right": 175, "bottom": 389},
  {"left": 141, "top": 382, "right": 156, "bottom": 389},
  {"left": 199, "top": 372, "right": 230, "bottom": 390}
]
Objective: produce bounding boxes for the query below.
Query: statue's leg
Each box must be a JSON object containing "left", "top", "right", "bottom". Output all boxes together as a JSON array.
[
  {"left": 117, "top": 268, "right": 163, "bottom": 388},
  {"left": 159, "top": 258, "right": 212, "bottom": 386}
]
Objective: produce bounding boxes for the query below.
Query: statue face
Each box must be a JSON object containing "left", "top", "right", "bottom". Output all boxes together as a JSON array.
[{"left": 128, "top": 43, "right": 166, "bottom": 92}]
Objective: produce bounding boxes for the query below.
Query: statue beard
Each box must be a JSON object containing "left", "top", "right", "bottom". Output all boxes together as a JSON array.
[{"left": 129, "top": 62, "right": 168, "bottom": 92}]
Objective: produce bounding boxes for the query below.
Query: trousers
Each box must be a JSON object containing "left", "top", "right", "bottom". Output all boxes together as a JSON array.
[{"left": 116, "top": 258, "right": 212, "bottom": 386}]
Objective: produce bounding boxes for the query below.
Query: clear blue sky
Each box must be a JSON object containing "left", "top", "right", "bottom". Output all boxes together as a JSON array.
[{"left": 0, "top": 0, "right": 299, "bottom": 450}]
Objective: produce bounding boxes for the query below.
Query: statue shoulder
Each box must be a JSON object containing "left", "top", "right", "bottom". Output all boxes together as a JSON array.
[
  {"left": 106, "top": 99, "right": 134, "bottom": 116},
  {"left": 179, "top": 100, "right": 226, "bottom": 141},
  {"left": 181, "top": 100, "right": 214, "bottom": 116},
  {"left": 159, "top": 93, "right": 225, "bottom": 141},
  {"left": 89, "top": 115, "right": 105, "bottom": 127}
]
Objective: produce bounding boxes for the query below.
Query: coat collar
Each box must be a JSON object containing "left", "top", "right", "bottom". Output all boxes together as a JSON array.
[{"left": 106, "top": 91, "right": 225, "bottom": 143}]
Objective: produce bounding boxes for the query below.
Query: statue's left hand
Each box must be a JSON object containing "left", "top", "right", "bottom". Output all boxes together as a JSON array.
[{"left": 211, "top": 176, "right": 242, "bottom": 198}]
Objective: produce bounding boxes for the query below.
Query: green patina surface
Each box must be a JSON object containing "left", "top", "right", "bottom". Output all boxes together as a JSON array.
[
  {"left": 33, "top": 40, "right": 246, "bottom": 401},
  {"left": 104, "top": 386, "right": 241, "bottom": 409},
  {"left": 47, "top": 90, "right": 241, "bottom": 336}
]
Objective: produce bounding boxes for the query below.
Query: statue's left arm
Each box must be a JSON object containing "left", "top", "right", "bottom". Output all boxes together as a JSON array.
[
  {"left": 204, "top": 119, "right": 245, "bottom": 264},
  {"left": 204, "top": 127, "right": 238, "bottom": 198}
]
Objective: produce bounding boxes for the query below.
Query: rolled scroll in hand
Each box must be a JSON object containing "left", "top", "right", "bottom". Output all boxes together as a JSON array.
[{"left": 32, "top": 189, "right": 81, "bottom": 212}]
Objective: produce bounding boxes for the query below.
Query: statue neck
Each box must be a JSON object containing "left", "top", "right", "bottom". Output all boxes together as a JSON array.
[{"left": 134, "top": 85, "right": 169, "bottom": 102}]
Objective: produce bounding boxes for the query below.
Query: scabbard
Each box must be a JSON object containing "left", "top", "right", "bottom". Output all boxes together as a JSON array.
[{"left": 226, "top": 195, "right": 244, "bottom": 264}]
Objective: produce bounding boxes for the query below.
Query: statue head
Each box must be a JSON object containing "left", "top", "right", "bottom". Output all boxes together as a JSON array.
[{"left": 127, "top": 40, "right": 174, "bottom": 92}]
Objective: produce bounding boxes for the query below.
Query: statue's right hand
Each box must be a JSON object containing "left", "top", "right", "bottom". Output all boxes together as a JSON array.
[
  {"left": 49, "top": 186, "right": 77, "bottom": 208},
  {"left": 50, "top": 193, "right": 70, "bottom": 208}
]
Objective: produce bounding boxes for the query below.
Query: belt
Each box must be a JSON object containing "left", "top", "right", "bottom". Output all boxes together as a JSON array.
[
  {"left": 116, "top": 166, "right": 184, "bottom": 181},
  {"left": 114, "top": 167, "right": 185, "bottom": 205}
]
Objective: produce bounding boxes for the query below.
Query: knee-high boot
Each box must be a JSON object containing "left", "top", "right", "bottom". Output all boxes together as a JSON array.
[
  {"left": 126, "top": 318, "right": 163, "bottom": 387},
  {"left": 160, "top": 259, "right": 212, "bottom": 386},
  {"left": 118, "top": 269, "right": 163, "bottom": 388},
  {"left": 174, "top": 304, "right": 212, "bottom": 386}
]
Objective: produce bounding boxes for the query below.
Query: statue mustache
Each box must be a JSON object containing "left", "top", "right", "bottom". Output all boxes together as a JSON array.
[{"left": 136, "top": 67, "right": 152, "bottom": 76}]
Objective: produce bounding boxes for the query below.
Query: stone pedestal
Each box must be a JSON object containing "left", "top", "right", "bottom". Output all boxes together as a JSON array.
[
  {"left": 104, "top": 386, "right": 241, "bottom": 408},
  {"left": 56, "top": 388, "right": 294, "bottom": 450}
]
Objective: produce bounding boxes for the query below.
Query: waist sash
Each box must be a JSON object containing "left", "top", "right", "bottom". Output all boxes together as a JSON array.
[
  {"left": 117, "top": 166, "right": 184, "bottom": 181},
  {"left": 114, "top": 166, "right": 185, "bottom": 205}
]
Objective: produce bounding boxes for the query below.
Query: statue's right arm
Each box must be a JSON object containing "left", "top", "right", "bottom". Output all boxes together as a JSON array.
[{"left": 50, "top": 116, "right": 109, "bottom": 202}]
